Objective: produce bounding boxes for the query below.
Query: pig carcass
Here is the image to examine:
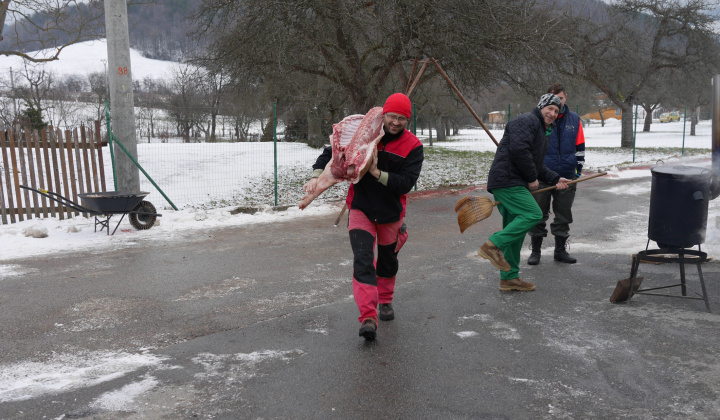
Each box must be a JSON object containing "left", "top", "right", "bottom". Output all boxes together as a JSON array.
[{"left": 299, "top": 107, "right": 384, "bottom": 209}]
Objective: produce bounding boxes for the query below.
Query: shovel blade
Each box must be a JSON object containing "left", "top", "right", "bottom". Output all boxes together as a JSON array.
[{"left": 610, "top": 277, "right": 644, "bottom": 303}]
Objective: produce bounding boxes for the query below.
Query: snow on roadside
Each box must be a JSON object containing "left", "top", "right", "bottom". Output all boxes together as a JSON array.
[
  {"left": 0, "top": 350, "right": 168, "bottom": 403},
  {"left": 0, "top": 201, "right": 340, "bottom": 264}
]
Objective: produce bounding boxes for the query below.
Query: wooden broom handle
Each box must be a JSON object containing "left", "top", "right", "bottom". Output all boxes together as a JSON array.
[{"left": 531, "top": 172, "right": 607, "bottom": 195}]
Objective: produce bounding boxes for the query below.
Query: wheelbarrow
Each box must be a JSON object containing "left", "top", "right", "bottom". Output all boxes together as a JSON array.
[{"left": 20, "top": 185, "right": 161, "bottom": 235}]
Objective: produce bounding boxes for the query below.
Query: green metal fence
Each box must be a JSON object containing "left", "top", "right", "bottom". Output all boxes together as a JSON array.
[{"left": 98, "top": 103, "right": 712, "bottom": 211}]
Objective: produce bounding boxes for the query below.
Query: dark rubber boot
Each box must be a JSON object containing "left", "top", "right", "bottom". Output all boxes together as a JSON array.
[
  {"left": 554, "top": 236, "right": 577, "bottom": 264},
  {"left": 527, "top": 236, "right": 543, "bottom": 265}
]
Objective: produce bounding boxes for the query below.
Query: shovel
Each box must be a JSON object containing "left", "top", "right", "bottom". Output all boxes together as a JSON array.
[{"left": 610, "top": 253, "right": 644, "bottom": 303}]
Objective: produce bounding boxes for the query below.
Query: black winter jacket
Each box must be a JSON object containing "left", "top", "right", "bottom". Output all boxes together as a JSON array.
[
  {"left": 487, "top": 108, "right": 560, "bottom": 192},
  {"left": 312, "top": 128, "right": 423, "bottom": 224}
]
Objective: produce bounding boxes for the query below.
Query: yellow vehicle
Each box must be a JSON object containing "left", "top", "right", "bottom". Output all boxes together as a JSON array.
[{"left": 659, "top": 111, "right": 681, "bottom": 123}]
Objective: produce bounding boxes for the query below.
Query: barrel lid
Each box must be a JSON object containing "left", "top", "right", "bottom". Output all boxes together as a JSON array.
[{"left": 651, "top": 164, "right": 710, "bottom": 179}]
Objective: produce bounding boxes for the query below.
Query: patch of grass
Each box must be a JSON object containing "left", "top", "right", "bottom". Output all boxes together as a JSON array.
[
  {"left": 419, "top": 148, "right": 493, "bottom": 190},
  {"left": 199, "top": 146, "right": 710, "bottom": 209}
]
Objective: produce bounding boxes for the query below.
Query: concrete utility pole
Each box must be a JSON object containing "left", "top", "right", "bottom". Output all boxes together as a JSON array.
[
  {"left": 9, "top": 67, "right": 17, "bottom": 117},
  {"left": 104, "top": 0, "right": 139, "bottom": 191}
]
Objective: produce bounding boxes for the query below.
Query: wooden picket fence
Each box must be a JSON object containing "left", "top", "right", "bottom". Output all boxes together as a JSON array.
[{"left": 0, "top": 121, "right": 107, "bottom": 224}]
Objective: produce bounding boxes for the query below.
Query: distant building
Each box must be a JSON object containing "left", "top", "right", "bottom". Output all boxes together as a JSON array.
[
  {"left": 488, "top": 111, "right": 506, "bottom": 124},
  {"left": 582, "top": 107, "right": 622, "bottom": 121}
]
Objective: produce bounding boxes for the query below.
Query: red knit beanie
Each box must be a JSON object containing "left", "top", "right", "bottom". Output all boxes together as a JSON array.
[{"left": 382, "top": 93, "right": 412, "bottom": 118}]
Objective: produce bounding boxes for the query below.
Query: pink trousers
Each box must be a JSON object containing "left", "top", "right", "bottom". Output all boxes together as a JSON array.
[{"left": 348, "top": 209, "right": 407, "bottom": 323}]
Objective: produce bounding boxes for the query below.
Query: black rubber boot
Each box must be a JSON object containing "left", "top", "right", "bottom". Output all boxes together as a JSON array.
[
  {"left": 554, "top": 236, "right": 577, "bottom": 264},
  {"left": 527, "top": 236, "right": 543, "bottom": 265}
]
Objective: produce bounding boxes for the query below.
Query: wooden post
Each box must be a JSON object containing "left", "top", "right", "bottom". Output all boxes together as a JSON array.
[
  {"left": 80, "top": 125, "right": 93, "bottom": 193},
  {"left": 0, "top": 132, "right": 14, "bottom": 223},
  {"left": 64, "top": 130, "right": 78, "bottom": 216},
  {"left": 55, "top": 128, "right": 71, "bottom": 219},
  {"left": 23, "top": 128, "right": 39, "bottom": 218},
  {"left": 41, "top": 128, "right": 57, "bottom": 217},
  {"left": 32, "top": 129, "right": 48, "bottom": 217},
  {"left": 8, "top": 130, "right": 24, "bottom": 221}
]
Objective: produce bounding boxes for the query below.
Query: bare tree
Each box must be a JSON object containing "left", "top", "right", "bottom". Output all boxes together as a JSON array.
[
  {"left": 166, "top": 64, "right": 206, "bottom": 142},
  {"left": 666, "top": 61, "right": 720, "bottom": 136},
  {"left": 192, "top": 0, "right": 561, "bottom": 118},
  {"left": 0, "top": 0, "right": 105, "bottom": 62},
  {"left": 199, "top": 68, "right": 231, "bottom": 142},
  {"left": 553, "top": 0, "right": 719, "bottom": 147},
  {"left": 47, "top": 96, "right": 82, "bottom": 129},
  {"left": 87, "top": 71, "right": 109, "bottom": 123}
]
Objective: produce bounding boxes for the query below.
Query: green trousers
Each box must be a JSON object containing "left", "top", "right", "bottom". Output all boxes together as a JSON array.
[{"left": 488, "top": 186, "right": 543, "bottom": 280}]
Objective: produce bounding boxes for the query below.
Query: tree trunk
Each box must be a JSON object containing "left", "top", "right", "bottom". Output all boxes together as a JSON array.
[
  {"left": 435, "top": 118, "right": 446, "bottom": 142},
  {"left": 642, "top": 105, "right": 652, "bottom": 132},
  {"left": 261, "top": 118, "right": 274, "bottom": 142},
  {"left": 307, "top": 113, "right": 323, "bottom": 147},
  {"left": 620, "top": 103, "right": 635, "bottom": 148},
  {"left": 210, "top": 112, "right": 218, "bottom": 142},
  {"left": 690, "top": 113, "right": 697, "bottom": 136}
]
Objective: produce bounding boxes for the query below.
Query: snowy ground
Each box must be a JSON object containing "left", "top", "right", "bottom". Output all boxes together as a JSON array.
[{"left": 2, "top": 40, "right": 720, "bottom": 415}]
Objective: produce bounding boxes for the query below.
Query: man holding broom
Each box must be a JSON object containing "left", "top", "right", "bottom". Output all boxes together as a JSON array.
[{"left": 477, "top": 93, "right": 571, "bottom": 291}]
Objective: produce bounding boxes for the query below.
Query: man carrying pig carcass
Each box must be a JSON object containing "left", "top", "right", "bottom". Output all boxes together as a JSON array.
[{"left": 302, "top": 93, "right": 424, "bottom": 340}]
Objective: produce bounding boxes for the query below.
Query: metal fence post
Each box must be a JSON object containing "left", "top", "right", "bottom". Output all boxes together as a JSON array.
[
  {"left": 633, "top": 105, "right": 638, "bottom": 163},
  {"left": 682, "top": 105, "right": 687, "bottom": 156},
  {"left": 273, "top": 102, "right": 278, "bottom": 207}
]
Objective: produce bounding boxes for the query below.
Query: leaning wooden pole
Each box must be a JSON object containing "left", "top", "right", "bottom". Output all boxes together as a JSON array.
[
  {"left": 431, "top": 58, "right": 499, "bottom": 147},
  {"left": 406, "top": 58, "right": 429, "bottom": 97}
]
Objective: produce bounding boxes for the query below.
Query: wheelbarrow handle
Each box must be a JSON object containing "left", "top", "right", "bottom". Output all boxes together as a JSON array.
[{"left": 19, "top": 185, "right": 96, "bottom": 215}]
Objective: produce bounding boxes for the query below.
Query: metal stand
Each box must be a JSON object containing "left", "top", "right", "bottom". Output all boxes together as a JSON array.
[
  {"left": 628, "top": 248, "right": 711, "bottom": 312},
  {"left": 93, "top": 214, "right": 128, "bottom": 235}
]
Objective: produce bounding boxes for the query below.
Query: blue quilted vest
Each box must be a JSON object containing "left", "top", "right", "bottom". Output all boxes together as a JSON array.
[{"left": 545, "top": 106, "right": 580, "bottom": 179}]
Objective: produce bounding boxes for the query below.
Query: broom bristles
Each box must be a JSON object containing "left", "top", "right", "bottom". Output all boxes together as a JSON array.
[{"left": 455, "top": 195, "right": 497, "bottom": 233}]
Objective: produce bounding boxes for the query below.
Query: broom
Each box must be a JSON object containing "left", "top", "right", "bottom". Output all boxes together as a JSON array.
[{"left": 455, "top": 172, "right": 608, "bottom": 233}]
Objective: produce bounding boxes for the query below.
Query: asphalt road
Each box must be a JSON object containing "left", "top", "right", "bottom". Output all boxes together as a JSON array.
[{"left": 1, "top": 173, "right": 719, "bottom": 419}]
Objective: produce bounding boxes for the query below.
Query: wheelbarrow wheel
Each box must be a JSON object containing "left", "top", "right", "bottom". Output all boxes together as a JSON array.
[{"left": 129, "top": 200, "right": 157, "bottom": 230}]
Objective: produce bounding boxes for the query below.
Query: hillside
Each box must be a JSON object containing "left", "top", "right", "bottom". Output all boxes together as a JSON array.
[
  {"left": 0, "top": 0, "right": 202, "bottom": 62},
  {"left": 0, "top": 39, "right": 180, "bottom": 81}
]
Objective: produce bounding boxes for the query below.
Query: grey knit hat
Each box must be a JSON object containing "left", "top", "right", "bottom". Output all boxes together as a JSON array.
[{"left": 537, "top": 93, "right": 562, "bottom": 111}]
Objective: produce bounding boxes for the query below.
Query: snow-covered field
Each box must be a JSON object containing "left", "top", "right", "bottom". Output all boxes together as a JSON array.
[{"left": 2, "top": 116, "right": 718, "bottom": 265}]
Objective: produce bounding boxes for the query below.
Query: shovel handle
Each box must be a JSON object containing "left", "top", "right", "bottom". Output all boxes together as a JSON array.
[
  {"left": 333, "top": 203, "right": 348, "bottom": 226},
  {"left": 531, "top": 172, "right": 607, "bottom": 195}
]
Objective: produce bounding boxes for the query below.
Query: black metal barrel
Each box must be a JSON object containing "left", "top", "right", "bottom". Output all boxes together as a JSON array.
[{"left": 648, "top": 164, "right": 711, "bottom": 248}]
